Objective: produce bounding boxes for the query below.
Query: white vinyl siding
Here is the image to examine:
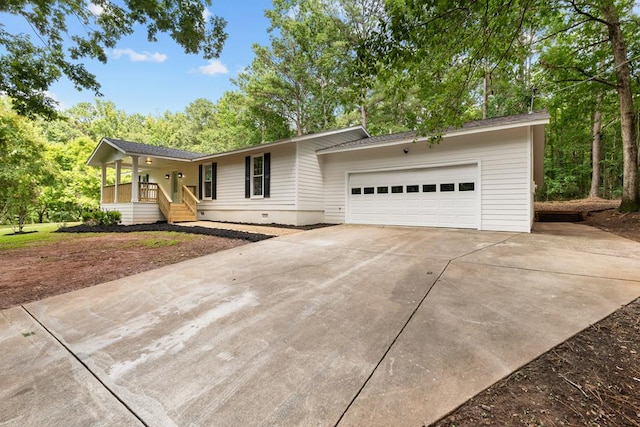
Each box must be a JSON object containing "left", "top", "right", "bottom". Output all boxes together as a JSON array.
[
  {"left": 295, "top": 131, "right": 368, "bottom": 211},
  {"left": 322, "top": 127, "right": 533, "bottom": 232},
  {"left": 295, "top": 141, "right": 325, "bottom": 211},
  {"left": 101, "top": 203, "right": 163, "bottom": 225},
  {"left": 198, "top": 143, "right": 296, "bottom": 210}
]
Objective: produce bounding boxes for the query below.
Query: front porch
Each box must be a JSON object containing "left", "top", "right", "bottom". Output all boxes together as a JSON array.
[
  {"left": 88, "top": 138, "right": 204, "bottom": 225},
  {"left": 101, "top": 182, "right": 198, "bottom": 225}
]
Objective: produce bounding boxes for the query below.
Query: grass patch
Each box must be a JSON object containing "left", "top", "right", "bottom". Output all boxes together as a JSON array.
[
  {"left": 0, "top": 222, "right": 81, "bottom": 249},
  {"left": 115, "top": 231, "right": 200, "bottom": 250},
  {"left": 140, "top": 238, "right": 181, "bottom": 248}
]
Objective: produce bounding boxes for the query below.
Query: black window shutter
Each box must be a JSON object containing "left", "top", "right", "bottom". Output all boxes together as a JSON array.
[
  {"left": 212, "top": 162, "right": 217, "bottom": 200},
  {"left": 198, "top": 164, "right": 203, "bottom": 199},
  {"left": 264, "top": 152, "right": 271, "bottom": 198},
  {"left": 244, "top": 156, "right": 251, "bottom": 198}
]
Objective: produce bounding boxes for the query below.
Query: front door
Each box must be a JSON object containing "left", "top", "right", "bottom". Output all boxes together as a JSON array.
[{"left": 171, "top": 171, "right": 180, "bottom": 202}]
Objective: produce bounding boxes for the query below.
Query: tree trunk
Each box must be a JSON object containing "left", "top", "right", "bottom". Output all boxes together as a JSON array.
[
  {"left": 602, "top": 3, "right": 639, "bottom": 211},
  {"left": 589, "top": 99, "right": 603, "bottom": 199},
  {"left": 360, "top": 104, "right": 367, "bottom": 129},
  {"left": 482, "top": 69, "right": 488, "bottom": 120}
]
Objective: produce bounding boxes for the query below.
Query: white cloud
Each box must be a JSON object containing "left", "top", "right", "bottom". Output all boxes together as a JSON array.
[
  {"left": 43, "top": 91, "right": 66, "bottom": 110},
  {"left": 87, "top": 2, "right": 104, "bottom": 16},
  {"left": 195, "top": 59, "right": 229, "bottom": 76},
  {"left": 202, "top": 8, "right": 212, "bottom": 21},
  {"left": 112, "top": 48, "right": 168, "bottom": 63}
]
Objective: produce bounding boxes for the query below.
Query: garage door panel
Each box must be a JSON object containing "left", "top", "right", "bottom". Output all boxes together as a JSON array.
[{"left": 348, "top": 165, "right": 478, "bottom": 229}]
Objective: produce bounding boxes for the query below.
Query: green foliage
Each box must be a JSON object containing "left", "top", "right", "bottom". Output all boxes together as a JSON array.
[
  {"left": 0, "top": 0, "right": 227, "bottom": 119},
  {"left": 0, "top": 100, "right": 54, "bottom": 232},
  {"left": 372, "top": 0, "right": 639, "bottom": 207},
  {"left": 82, "top": 209, "right": 121, "bottom": 226},
  {"left": 2, "top": 0, "right": 639, "bottom": 214}
]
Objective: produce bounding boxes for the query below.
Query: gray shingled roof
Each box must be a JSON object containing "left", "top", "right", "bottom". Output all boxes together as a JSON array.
[
  {"left": 104, "top": 138, "right": 204, "bottom": 160},
  {"left": 318, "top": 111, "right": 550, "bottom": 152}
]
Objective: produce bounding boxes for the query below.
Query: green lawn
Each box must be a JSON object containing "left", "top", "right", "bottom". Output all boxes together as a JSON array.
[{"left": 0, "top": 222, "right": 81, "bottom": 249}]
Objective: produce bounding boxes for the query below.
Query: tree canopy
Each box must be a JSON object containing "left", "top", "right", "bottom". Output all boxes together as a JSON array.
[{"left": 0, "top": 0, "right": 227, "bottom": 119}]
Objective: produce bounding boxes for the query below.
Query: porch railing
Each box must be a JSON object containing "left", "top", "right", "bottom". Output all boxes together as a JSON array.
[
  {"left": 117, "top": 183, "right": 132, "bottom": 203},
  {"left": 103, "top": 185, "right": 115, "bottom": 203},
  {"left": 139, "top": 182, "right": 158, "bottom": 202},
  {"left": 102, "top": 182, "right": 159, "bottom": 203},
  {"left": 102, "top": 182, "right": 197, "bottom": 223}
]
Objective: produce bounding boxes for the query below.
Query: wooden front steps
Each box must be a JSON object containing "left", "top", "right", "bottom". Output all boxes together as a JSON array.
[{"left": 168, "top": 202, "right": 197, "bottom": 223}]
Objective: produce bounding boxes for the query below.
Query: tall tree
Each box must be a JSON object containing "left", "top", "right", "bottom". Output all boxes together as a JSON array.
[
  {"left": 1, "top": 0, "right": 227, "bottom": 119},
  {"left": 0, "top": 100, "right": 52, "bottom": 231},
  {"left": 596, "top": 1, "right": 639, "bottom": 211},
  {"left": 237, "top": 0, "right": 347, "bottom": 135},
  {"left": 334, "top": 0, "right": 386, "bottom": 128},
  {"left": 375, "top": 0, "right": 639, "bottom": 210}
]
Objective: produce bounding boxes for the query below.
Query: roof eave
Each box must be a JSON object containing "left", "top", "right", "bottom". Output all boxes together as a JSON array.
[
  {"left": 87, "top": 139, "right": 196, "bottom": 166},
  {"left": 86, "top": 137, "right": 126, "bottom": 166},
  {"left": 194, "top": 125, "right": 370, "bottom": 161},
  {"left": 318, "top": 117, "right": 550, "bottom": 155}
]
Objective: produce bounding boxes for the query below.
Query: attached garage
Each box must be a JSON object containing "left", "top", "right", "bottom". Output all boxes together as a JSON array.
[
  {"left": 347, "top": 164, "right": 479, "bottom": 229},
  {"left": 319, "top": 111, "right": 549, "bottom": 233}
]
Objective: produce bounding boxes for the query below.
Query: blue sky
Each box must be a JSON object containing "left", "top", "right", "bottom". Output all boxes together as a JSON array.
[{"left": 5, "top": 0, "right": 274, "bottom": 115}]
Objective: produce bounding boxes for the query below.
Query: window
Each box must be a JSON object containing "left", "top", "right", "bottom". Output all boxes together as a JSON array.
[
  {"left": 391, "top": 186, "right": 403, "bottom": 193},
  {"left": 459, "top": 182, "right": 475, "bottom": 191},
  {"left": 423, "top": 184, "right": 437, "bottom": 192},
  {"left": 377, "top": 186, "right": 388, "bottom": 194},
  {"left": 245, "top": 154, "right": 270, "bottom": 199},
  {"left": 440, "top": 183, "right": 455, "bottom": 192},
  {"left": 252, "top": 155, "right": 264, "bottom": 197},
  {"left": 363, "top": 187, "right": 375, "bottom": 194},
  {"left": 407, "top": 185, "right": 419, "bottom": 193},
  {"left": 203, "top": 164, "right": 213, "bottom": 199},
  {"left": 351, "top": 188, "right": 362, "bottom": 195}
]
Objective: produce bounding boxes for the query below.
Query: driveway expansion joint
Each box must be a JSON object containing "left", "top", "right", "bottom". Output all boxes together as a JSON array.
[
  {"left": 334, "top": 259, "right": 452, "bottom": 426},
  {"left": 452, "top": 259, "right": 640, "bottom": 283},
  {"left": 20, "top": 306, "right": 148, "bottom": 427}
]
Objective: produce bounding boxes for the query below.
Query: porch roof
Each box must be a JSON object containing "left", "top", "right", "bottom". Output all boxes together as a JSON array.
[{"left": 87, "top": 138, "right": 204, "bottom": 167}]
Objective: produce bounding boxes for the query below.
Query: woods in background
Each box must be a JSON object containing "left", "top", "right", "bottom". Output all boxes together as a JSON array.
[{"left": 1, "top": 0, "right": 639, "bottom": 226}]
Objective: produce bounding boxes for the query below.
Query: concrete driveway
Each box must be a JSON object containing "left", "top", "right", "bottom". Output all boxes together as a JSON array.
[{"left": 2, "top": 223, "right": 639, "bottom": 426}]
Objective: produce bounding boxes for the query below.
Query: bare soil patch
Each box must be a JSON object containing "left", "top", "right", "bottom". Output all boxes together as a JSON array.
[
  {"left": 434, "top": 199, "right": 640, "bottom": 426},
  {"left": 434, "top": 298, "right": 640, "bottom": 427},
  {"left": 0, "top": 231, "right": 248, "bottom": 309}
]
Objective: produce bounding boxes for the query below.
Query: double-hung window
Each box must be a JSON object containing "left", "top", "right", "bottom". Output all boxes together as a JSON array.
[
  {"left": 245, "top": 153, "right": 270, "bottom": 199},
  {"left": 252, "top": 154, "right": 264, "bottom": 197},
  {"left": 198, "top": 162, "right": 216, "bottom": 200},
  {"left": 203, "top": 164, "right": 213, "bottom": 199}
]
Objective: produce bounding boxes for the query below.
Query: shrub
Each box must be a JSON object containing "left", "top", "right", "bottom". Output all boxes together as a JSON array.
[{"left": 81, "top": 209, "right": 122, "bottom": 226}]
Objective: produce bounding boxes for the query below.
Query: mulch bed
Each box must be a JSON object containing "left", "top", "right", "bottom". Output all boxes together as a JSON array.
[{"left": 58, "top": 223, "right": 272, "bottom": 242}]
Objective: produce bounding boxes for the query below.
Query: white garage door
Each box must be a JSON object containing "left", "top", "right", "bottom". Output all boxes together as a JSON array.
[{"left": 348, "top": 164, "right": 478, "bottom": 228}]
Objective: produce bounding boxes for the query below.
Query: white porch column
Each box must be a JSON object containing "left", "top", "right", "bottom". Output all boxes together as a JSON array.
[
  {"left": 100, "top": 164, "right": 107, "bottom": 203},
  {"left": 114, "top": 160, "right": 122, "bottom": 203},
  {"left": 131, "top": 155, "right": 139, "bottom": 202}
]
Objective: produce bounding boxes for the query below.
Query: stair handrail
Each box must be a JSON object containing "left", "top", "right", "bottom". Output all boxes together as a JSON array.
[
  {"left": 182, "top": 185, "right": 199, "bottom": 216},
  {"left": 157, "top": 185, "right": 172, "bottom": 223}
]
